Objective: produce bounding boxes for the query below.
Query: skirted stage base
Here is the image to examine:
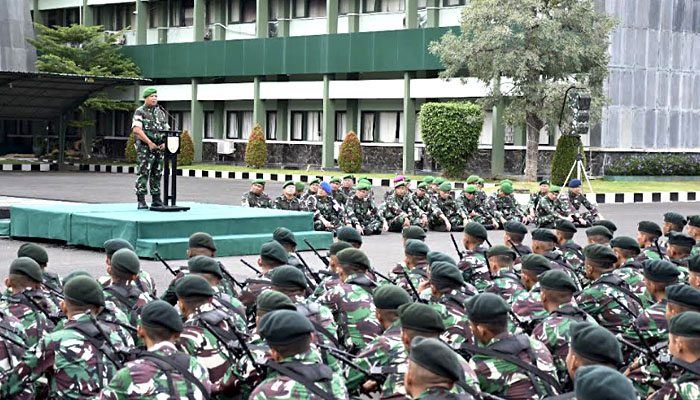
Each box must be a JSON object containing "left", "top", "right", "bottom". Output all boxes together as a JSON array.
[{"left": 6, "top": 202, "right": 332, "bottom": 260}]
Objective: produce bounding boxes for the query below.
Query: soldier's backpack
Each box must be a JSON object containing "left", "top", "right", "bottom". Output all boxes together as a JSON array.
[
  {"left": 138, "top": 350, "right": 212, "bottom": 400},
  {"left": 104, "top": 284, "right": 143, "bottom": 313},
  {"left": 265, "top": 359, "right": 336, "bottom": 400},
  {"left": 64, "top": 319, "right": 126, "bottom": 387}
]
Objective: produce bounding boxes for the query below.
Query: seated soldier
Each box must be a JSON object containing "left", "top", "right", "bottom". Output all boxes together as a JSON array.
[
  {"left": 484, "top": 245, "right": 525, "bottom": 304},
  {"left": 305, "top": 181, "right": 348, "bottom": 233},
  {"left": 346, "top": 181, "right": 388, "bottom": 236},
  {"left": 667, "top": 232, "right": 695, "bottom": 278},
  {"left": 574, "top": 366, "right": 636, "bottom": 400},
  {"left": 687, "top": 215, "right": 700, "bottom": 257},
  {"left": 98, "top": 239, "right": 157, "bottom": 297},
  {"left": 534, "top": 186, "right": 570, "bottom": 228},
  {"left": 611, "top": 236, "right": 651, "bottom": 308},
  {"left": 430, "top": 182, "right": 466, "bottom": 232},
  {"left": 394, "top": 239, "right": 431, "bottom": 298},
  {"left": 649, "top": 312, "right": 700, "bottom": 399},
  {"left": 103, "top": 248, "right": 154, "bottom": 326},
  {"left": 337, "top": 226, "right": 363, "bottom": 249},
  {"left": 565, "top": 322, "right": 624, "bottom": 385},
  {"left": 381, "top": 181, "right": 427, "bottom": 232},
  {"left": 691, "top": 255, "right": 700, "bottom": 291},
  {"left": 527, "top": 179, "right": 551, "bottom": 222},
  {"left": 511, "top": 254, "right": 552, "bottom": 326},
  {"left": 241, "top": 179, "right": 271, "bottom": 208},
  {"left": 636, "top": 221, "right": 665, "bottom": 262},
  {"left": 554, "top": 220, "right": 584, "bottom": 274},
  {"left": 585, "top": 225, "right": 613, "bottom": 246},
  {"left": 238, "top": 241, "right": 289, "bottom": 312},
  {"left": 485, "top": 181, "right": 527, "bottom": 228},
  {"left": 457, "top": 222, "right": 490, "bottom": 290},
  {"left": 456, "top": 185, "right": 497, "bottom": 230},
  {"left": 503, "top": 221, "right": 532, "bottom": 269},
  {"left": 531, "top": 228, "right": 581, "bottom": 291},
  {"left": 660, "top": 212, "right": 687, "bottom": 248},
  {"left": 16, "top": 243, "right": 62, "bottom": 307},
  {"left": 273, "top": 181, "right": 304, "bottom": 211},
  {"left": 426, "top": 262, "right": 475, "bottom": 347},
  {"left": 564, "top": 179, "right": 602, "bottom": 226}
]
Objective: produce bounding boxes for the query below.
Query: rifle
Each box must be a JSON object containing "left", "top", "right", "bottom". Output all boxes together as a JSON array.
[
  {"left": 402, "top": 271, "right": 426, "bottom": 303},
  {"left": 154, "top": 252, "right": 178, "bottom": 276},
  {"left": 227, "top": 322, "right": 266, "bottom": 376},
  {"left": 88, "top": 311, "right": 124, "bottom": 369},
  {"left": 626, "top": 323, "right": 672, "bottom": 378},
  {"left": 508, "top": 240, "right": 523, "bottom": 258},
  {"left": 653, "top": 238, "right": 666, "bottom": 260},
  {"left": 240, "top": 259, "right": 263, "bottom": 277},
  {"left": 316, "top": 343, "right": 387, "bottom": 386},
  {"left": 217, "top": 261, "right": 245, "bottom": 290},
  {"left": 450, "top": 233, "right": 464, "bottom": 259},
  {"left": 370, "top": 267, "right": 395, "bottom": 284},
  {"left": 42, "top": 282, "right": 65, "bottom": 300},
  {"left": 295, "top": 251, "right": 322, "bottom": 286},
  {"left": 303, "top": 238, "right": 330, "bottom": 267}
]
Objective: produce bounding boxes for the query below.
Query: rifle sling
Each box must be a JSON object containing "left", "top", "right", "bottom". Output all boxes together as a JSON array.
[
  {"left": 139, "top": 351, "right": 211, "bottom": 400},
  {"left": 266, "top": 360, "right": 336, "bottom": 400}
]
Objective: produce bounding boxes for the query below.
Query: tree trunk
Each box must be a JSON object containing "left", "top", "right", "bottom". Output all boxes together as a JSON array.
[{"left": 523, "top": 112, "right": 544, "bottom": 182}]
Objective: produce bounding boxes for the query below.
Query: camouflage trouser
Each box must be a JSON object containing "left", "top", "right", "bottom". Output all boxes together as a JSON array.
[
  {"left": 358, "top": 217, "right": 383, "bottom": 235},
  {"left": 135, "top": 143, "right": 164, "bottom": 195},
  {"left": 313, "top": 219, "right": 342, "bottom": 232},
  {"left": 387, "top": 215, "right": 424, "bottom": 233},
  {"left": 534, "top": 217, "right": 555, "bottom": 228},
  {"left": 429, "top": 215, "right": 464, "bottom": 232}
]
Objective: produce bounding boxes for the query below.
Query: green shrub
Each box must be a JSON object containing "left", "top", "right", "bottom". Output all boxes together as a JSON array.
[
  {"left": 177, "top": 130, "right": 194, "bottom": 166},
  {"left": 606, "top": 154, "right": 700, "bottom": 176},
  {"left": 419, "top": 102, "right": 483, "bottom": 179},
  {"left": 338, "top": 131, "right": 362, "bottom": 172},
  {"left": 551, "top": 135, "right": 585, "bottom": 186},
  {"left": 244, "top": 123, "right": 267, "bottom": 168},
  {"left": 125, "top": 131, "right": 137, "bottom": 162}
]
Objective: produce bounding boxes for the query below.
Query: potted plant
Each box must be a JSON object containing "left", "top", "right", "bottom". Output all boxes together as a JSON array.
[{"left": 32, "top": 136, "right": 47, "bottom": 157}]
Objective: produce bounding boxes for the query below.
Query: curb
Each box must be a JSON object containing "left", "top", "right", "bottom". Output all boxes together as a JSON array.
[{"left": 1, "top": 163, "right": 55, "bottom": 172}]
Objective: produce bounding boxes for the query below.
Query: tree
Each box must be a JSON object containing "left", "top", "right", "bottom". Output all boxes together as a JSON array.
[
  {"left": 177, "top": 130, "right": 195, "bottom": 166},
  {"left": 244, "top": 124, "right": 267, "bottom": 168},
  {"left": 550, "top": 134, "right": 585, "bottom": 186},
  {"left": 338, "top": 131, "right": 362, "bottom": 172},
  {"left": 430, "top": 0, "right": 616, "bottom": 181}
]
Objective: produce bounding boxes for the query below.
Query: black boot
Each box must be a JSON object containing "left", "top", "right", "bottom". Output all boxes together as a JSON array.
[
  {"left": 137, "top": 194, "right": 148, "bottom": 210},
  {"left": 151, "top": 194, "right": 163, "bottom": 208}
]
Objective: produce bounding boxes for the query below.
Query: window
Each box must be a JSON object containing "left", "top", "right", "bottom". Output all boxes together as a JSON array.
[
  {"left": 363, "top": 0, "right": 404, "bottom": 13},
  {"left": 171, "top": 0, "right": 195, "bottom": 26},
  {"left": 266, "top": 112, "right": 277, "bottom": 140},
  {"left": 291, "top": 111, "right": 323, "bottom": 141},
  {"left": 378, "top": 111, "right": 402, "bottom": 143},
  {"left": 361, "top": 112, "right": 375, "bottom": 142},
  {"left": 114, "top": 4, "right": 135, "bottom": 30},
  {"left": 415, "top": 111, "right": 422, "bottom": 143},
  {"left": 335, "top": 111, "right": 347, "bottom": 141},
  {"left": 45, "top": 7, "right": 80, "bottom": 27},
  {"left": 443, "top": 0, "right": 466, "bottom": 6},
  {"left": 65, "top": 8, "right": 80, "bottom": 25},
  {"left": 269, "top": 0, "right": 278, "bottom": 21},
  {"left": 226, "top": 111, "right": 253, "bottom": 139},
  {"left": 293, "top": 0, "right": 308, "bottom": 18},
  {"left": 417, "top": 0, "right": 427, "bottom": 9},
  {"left": 339, "top": 0, "right": 349, "bottom": 15},
  {"left": 204, "top": 111, "right": 214, "bottom": 139},
  {"left": 170, "top": 112, "right": 184, "bottom": 130},
  {"left": 242, "top": 0, "right": 256, "bottom": 22}
]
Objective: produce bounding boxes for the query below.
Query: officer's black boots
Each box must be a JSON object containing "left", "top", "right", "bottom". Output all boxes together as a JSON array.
[
  {"left": 151, "top": 194, "right": 163, "bottom": 208},
  {"left": 137, "top": 194, "right": 148, "bottom": 210}
]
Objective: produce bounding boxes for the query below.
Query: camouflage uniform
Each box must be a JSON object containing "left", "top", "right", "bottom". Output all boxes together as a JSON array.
[
  {"left": 98, "top": 272, "right": 158, "bottom": 299},
  {"left": 622, "top": 298, "right": 668, "bottom": 349},
  {"left": 103, "top": 283, "right": 154, "bottom": 327},
  {"left": 553, "top": 194, "right": 573, "bottom": 219},
  {"left": 412, "top": 191, "right": 436, "bottom": 215},
  {"left": 273, "top": 195, "right": 304, "bottom": 211},
  {"left": 392, "top": 262, "right": 429, "bottom": 297},
  {"left": 332, "top": 190, "right": 348, "bottom": 207},
  {"left": 484, "top": 269, "right": 527, "bottom": 304},
  {"left": 132, "top": 104, "right": 169, "bottom": 196},
  {"left": 428, "top": 290, "right": 475, "bottom": 347},
  {"left": 305, "top": 194, "right": 348, "bottom": 232},
  {"left": 511, "top": 284, "right": 548, "bottom": 326},
  {"left": 534, "top": 196, "right": 558, "bottom": 228},
  {"left": 0, "top": 290, "right": 58, "bottom": 347},
  {"left": 575, "top": 272, "right": 642, "bottom": 335},
  {"left": 566, "top": 190, "right": 599, "bottom": 222},
  {"left": 430, "top": 194, "right": 466, "bottom": 231},
  {"left": 637, "top": 246, "right": 664, "bottom": 263},
  {"left": 558, "top": 240, "right": 585, "bottom": 275},
  {"left": 289, "top": 294, "right": 341, "bottom": 373},
  {"left": 161, "top": 266, "right": 238, "bottom": 306},
  {"left": 613, "top": 258, "right": 653, "bottom": 309},
  {"left": 692, "top": 243, "right": 700, "bottom": 257},
  {"left": 486, "top": 192, "right": 526, "bottom": 224},
  {"left": 242, "top": 191, "right": 272, "bottom": 208},
  {"left": 98, "top": 341, "right": 212, "bottom": 400},
  {"left": 238, "top": 273, "right": 273, "bottom": 315},
  {"left": 380, "top": 192, "right": 426, "bottom": 232},
  {"left": 346, "top": 195, "right": 385, "bottom": 235},
  {"left": 650, "top": 361, "right": 700, "bottom": 400},
  {"left": 457, "top": 247, "right": 490, "bottom": 291},
  {"left": 0, "top": 307, "right": 28, "bottom": 375},
  {"left": 527, "top": 192, "right": 547, "bottom": 215},
  {"left": 542, "top": 250, "right": 582, "bottom": 291},
  {"left": 413, "top": 387, "right": 475, "bottom": 399},
  {"left": 456, "top": 193, "right": 492, "bottom": 225}
]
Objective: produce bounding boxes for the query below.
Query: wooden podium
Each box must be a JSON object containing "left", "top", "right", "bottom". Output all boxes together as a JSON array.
[{"left": 150, "top": 130, "right": 190, "bottom": 212}]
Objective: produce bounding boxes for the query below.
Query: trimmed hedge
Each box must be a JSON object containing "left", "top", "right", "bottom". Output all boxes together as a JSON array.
[
  {"left": 338, "top": 131, "right": 362, "bottom": 172},
  {"left": 551, "top": 135, "right": 585, "bottom": 186},
  {"left": 419, "top": 102, "right": 483, "bottom": 179},
  {"left": 244, "top": 123, "right": 267, "bottom": 168},
  {"left": 177, "top": 130, "right": 194, "bottom": 166},
  {"left": 606, "top": 154, "right": 700, "bottom": 176},
  {"left": 125, "top": 132, "right": 137, "bottom": 162}
]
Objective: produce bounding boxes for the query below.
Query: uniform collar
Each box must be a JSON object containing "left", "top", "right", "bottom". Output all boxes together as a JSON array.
[{"left": 148, "top": 340, "right": 178, "bottom": 352}]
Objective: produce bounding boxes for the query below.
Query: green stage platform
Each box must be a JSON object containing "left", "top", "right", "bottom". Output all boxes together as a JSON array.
[{"left": 8, "top": 202, "right": 332, "bottom": 260}]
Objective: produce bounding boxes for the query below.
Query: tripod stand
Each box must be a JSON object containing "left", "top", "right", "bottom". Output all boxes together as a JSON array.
[{"left": 558, "top": 135, "right": 600, "bottom": 225}]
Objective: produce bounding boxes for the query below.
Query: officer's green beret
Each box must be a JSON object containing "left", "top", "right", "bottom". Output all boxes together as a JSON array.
[
  {"left": 501, "top": 179, "right": 513, "bottom": 186},
  {"left": 592, "top": 220, "right": 618, "bottom": 233},
  {"left": 63, "top": 270, "right": 92, "bottom": 284},
  {"left": 569, "top": 322, "right": 623, "bottom": 366},
  {"left": 417, "top": 182, "right": 428, "bottom": 189},
  {"left": 585, "top": 225, "right": 613, "bottom": 240},
  {"left": 336, "top": 248, "right": 370, "bottom": 270},
  {"left": 485, "top": 245, "right": 517, "bottom": 261},
  {"left": 337, "top": 226, "right": 362, "bottom": 245},
  {"left": 642, "top": 259, "right": 680, "bottom": 283},
  {"left": 477, "top": 178, "right": 485, "bottom": 184},
  {"left": 690, "top": 255, "right": 700, "bottom": 273},
  {"left": 583, "top": 244, "right": 618, "bottom": 264},
  {"left": 188, "top": 255, "right": 222, "bottom": 279},
  {"left": 17, "top": 243, "right": 48, "bottom": 265},
  {"left": 464, "top": 185, "right": 477, "bottom": 194},
  {"left": 554, "top": 219, "right": 577, "bottom": 234},
  {"left": 539, "top": 270, "right": 577, "bottom": 292},
  {"left": 439, "top": 182, "right": 452, "bottom": 192},
  {"left": 531, "top": 228, "right": 557, "bottom": 243},
  {"left": 282, "top": 180, "right": 295, "bottom": 189},
  {"left": 668, "top": 232, "right": 696, "bottom": 249},
  {"left": 409, "top": 337, "right": 463, "bottom": 383},
  {"left": 434, "top": 177, "right": 445, "bottom": 185},
  {"left": 574, "top": 366, "right": 636, "bottom": 400},
  {"left": 309, "top": 178, "right": 320, "bottom": 185},
  {"left": 430, "top": 261, "right": 464, "bottom": 288},
  {"left": 405, "top": 239, "right": 430, "bottom": 257},
  {"left": 504, "top": 221, "right": 528, "bottom": 235},
  {"left": 294, "top": 182, "right": 305, "bottom": 191},
  {"left": 399, "top": 303, "right": 445, "bottom": 333},
  {"left": 252, "top": 179, "right": 265, "bottom": 186},
  {"left": 669, "top": 311, "right": 700, "bottom": 337},
  {"left": 466, "top": 175, "right": 480, "bottom": 184},
  {"left": 175, "top": 274, "right": 214, "bottom": 300},
  {"left": 521, "top": 254, "right": 551, "bottom": 274},
  {"left": 688, "top": 215, "right": 700, "bottom": 228},
  {"left": 550, "top": 185, "right": 561, "bottom": 193},
  {"left": 142, "top": 87, "right": 157, "bottom": 98},
  {"left": 499, "top": 182, "right": 514, "bottom": 195},
  {"left": 273, "top": 227, "right": 297, "bottom": 246},
  {"left": 610, "top": 236, "right": 640, "bottom": 254},
  {"left": 423, "top": 176, "right": 435, "bottom": 184},
  {"left": 355, "top": 182, "right": 371, "bottom": 191},
  {"left": 394, "top": 181, "right": 407, "bottom": 189},
  {"left": 466, "top": 293, "right": 510, "bottom": 324},
  {"left": 111, "top": 248, "right": 140, "bottom": 275},
  {"left": 427, "top": 251, "right": 456, "bottom": 266},
  {"left": 259, "top": 309, "right": 315, "bottom": 346},
  {"left": 464, "top": 222, "right": 488, "bottom": 240},
  {"left": 260, "top": 241, "right": 288, "bottom": 264},
  {"left": 638, "top": 220, "right": 662, "bottom": 237},
  {"left": 256, "top": 290, "right": 296, "bottom": 312},
  {"left": 329, "top": 241, "right": 353, "bottom": 256},
  {"left": 666, "top": 284, "right": 700, "bottom": 311},
  {"left": 189, "top": 232, "right": 217, "bottom": 251},
  {"left": 329, "top": 176, "right": 341, "bottom": 183},
  {"left": 373, "top": 284, "right": 412, "bottom": 310},
  {"left": 271, "top": 265, "right": 307, "bottom": 289},
  {"left": 359, "top": 178, "right": 371, "bottom": 185},
  {"left": 539, "top": 179, "right": 550, "bottom": 186},
  {"left": 104, "top": 238, "right": 134, "bottom": 258},
  {"left": 10, "top": 257, "right": 43, "bottom": 282},
  {"left": 64, "top": 275, "right": 105, "bottom": 307},
  {"left": 141, "top": 300, "right": 183, "bottom": 332},
  {"left": 664, "top": 212, "right": 687, "bottom": 227},
  {"left": 343, "top": 174, "right": 355, "bottom": 180},
  {"left": 402, "top": 226, "right": 427, "bottom": 241}
]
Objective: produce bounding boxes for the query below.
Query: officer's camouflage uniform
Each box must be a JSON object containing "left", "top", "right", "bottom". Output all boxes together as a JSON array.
[
  {"left": 486, "top": 192, "right": 525, "bottom": 224},
  {"left": 430, "top": 194, "right": 465, "bottom": 231},
  {"left": 575, "top": 272, "right": 642, "bottom": 335},
  {"left": 542, "top": 250, "right": 582, "bottom": 292},
  {"left": 428, "top": 291, "right": 475, "bottom": 347},
  {"left": 0, "top": 307, "right": 27, "bottom": 374},
  {"left": 566, "top": 190, "right": 599, "bottom": 223},
  {"left": 241, "top": 191, "right": 272, "bottom": 208},
  {"left": 289, "top": 293, "right": 341, "bottom": 373},
  {"left": 380, "top": 192, "right": 426, "bottom": 232},
  {"left": 534, "top": 196, "right": 558, "bottom": 228},
  {"left": 132, "top": 105, "right": 169, "bottom": 196},
  {"left": 613, "top": 258, "right": 653, "bottom": 309},
  {"left": 273, "top": 195, "right": 304, "bottom": 211},
  {"left": 412, "top": 191, "right": 436, "bottom": 215},
  {"left": 484, "top": 269, "right": 526, "bottom": 304},
  {"left": 341, "top": 186, "right": 355, "bottom": 199},
  {"left": 553, "top": 194, "right": 573, "bottom": 219},
  {"left": 211, "top": 285, "right": 248, "bottom": 334},
  {"left": 456, "top": 194, "right": 491, "bottom": 225},
  {"left": 346, "top": 195, "right": 385, "bottom": 235},
  {"left": 692, "top": 243, "right": 700, "bottom": 257},
  {"left": 305, "top": 194, "right": 348, "bottom": 232},
  {"left": 331, "top": 190, "right": 348, "bottom": 207},
  {"left": 528, "top": 192, "right": 547, "bottom": 215},
  {"left": 0, "top": 290, "right": 58, "bottom": 347},
  {"left": 458, "top": 248, "right": 490, "bottom": 291},
  {"left": 637, "top": 246, "right": 664, "bottom": 263},
  {"left": 238, "top": 273, "right": 273, "bottom": 315}
]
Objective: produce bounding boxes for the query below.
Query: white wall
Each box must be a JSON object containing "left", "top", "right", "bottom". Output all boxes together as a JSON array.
[
  {"left": 289, "top": 18, "right": 326, "bottom": 37},
  {"left": 359, "top": 13, "right": 404, "bottom": 32},
  {"left": 167, "top": 26, "right": 195, "bottom": 43},
  {"left": 439, "top": 7, "right": 464, "bottom": 27}
]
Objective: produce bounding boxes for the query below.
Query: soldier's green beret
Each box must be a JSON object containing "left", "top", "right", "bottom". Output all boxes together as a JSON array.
[
  {"left": 282, "top": 180, "right": 295, "bottom": 189},
  {"left": 501, "top": 179, "right": 513, "bottom": 185},
  {"left": 294, "top": 182, "right": 305, "bottom": 191},
  {"left": 273, "top": 227, "right": 297, "bottom": 246},
  {"left": 63, "top": 270, "right": 92, "bottom": 284},
  {"left": 405, "top": 177, "right": 411, "bottom": 182},
  {"left": 554, "top": 219, "right": 577, "bottom": 233},
  {"left": 585, "top": 225, "right": 613, "bottom": 240},
  {"left": 399, "top": 303, "right": 445, "bottom": 333},
  {"left": 592, "top": 220, "right": 618, "bottom": 233},
  {"left": 175, "top": 274, "right": 214, "bottom": 300},
  {"left": 423, "top": 176, "right": 435, "bottom": 184},
  {"left": 669, "top": 311, "right": 700, "bottom": 337},
  {"left": 439, "top": 182, "right": 452, "bottom": 192},
  {"left": 394, "top": 181, "right": 407, "bottom": 189},
  {"left": 111, "top": 248, "right": 140, "bottom": 275},
  {"left": 259, "top": 309, "right": 315, "bottom": 346},
  {"left": 610, "top": 236, "right": 640, "bottom": 254},
  {"left": 574, "top": 366, "right": 636, "bottom": 400},
  {"left": 188, "top": 255, "right": 222, "bottom": 279},
  {"left": 531, "top": 228, "right": 557, "bottom": 243},
  {"left": 260, "top": 241, "right": 288, "bottom": 264},
  {"left": 642, "top": 259, "right": 680, "bottom": 283},
  {"left": 142, "top": 87, "right": 157, "bottom": 98},
  {"left": 499, "top": 182, "right": 514, "bottom": 195},
  {"left": 434, "top": 177, "right": 446, "bottom": 185},
  {"left": 690, "top": 255, "right": 700, "bottom": 273},
  {"left": 189, "top": 232, "right": 217, "bottom": 251},
  {"left": 570, "top": 322, "right": 623, "bottom": 366},
  {"left": 373, "top": 284, "right": 412, "bottom": 310},
  {"left": 485, "top": 245, "right": 517, "bottom": 261},
  {"left": 504, "top": 221, "right": 528, "bottom": 235},
  {"left": 430, "top": 261, "right": 464, "bottom": 288},
  {"left": 638, "top": 220, "right": 662, "bottom": 237},
  {"left": 417, "top": 182, "right": 428, "bottom": 189},
  {"left": 355, "top": 182, "right": 371, "bottom": 191},
  {"left": 688, "top": 215, "right": 700, "bottom": 228},
  {"left": 337, "top": 226, "right": 362, "bottom": 245},
  {"left": 664, "top": 212, "right": 687, "bottom": 227},
  {"left": 359, "top": 178, "right": 371, "bottom": 185},
  {"left": 539, "top": 270, "right": 577, "bottom": 292},
  {"left": 328, "top": 241, "right": 353, "bottom": 256},
  {"left": 343, "top": 174, "right": 355, "bottom": 180},
  {"left": 409, "top": 337, "right": 463, "bottom": 383},
  {"left": 521, "top": 254, "right": 551, "bottom": 274},
  {"left": 464, "top": 222, "right": 488, "bottom": 240},
  {"left": 336, "top": 248, "right": 371, "bottom": 270},
  {"left": 477, "top": 178, "right": 485, "bottom": 184},
  {"left": 466, "top": 293, "right": 510, "bottom": 324},
  {"left": 104, "top": 238, "right": 134, "bottom": 258},
  {"left": 309, "top": 178, "right": 320, "bottom": 185},
  {"left": 271, "top": 265, "right": 307, "bottom": 289},
  {"left": 256, "top": 290, "right": 296, "bottom": 312},
  {"left": 17, "top": 243, "right": 48, "bottom": 265},
  {"left": 466, "top": 175, "right": 480, "bottom": 184},
  {"left": 141, "top": 300, "right": 183, "bottom": 332},
  {"left": 64, "top": 275, "right": 105, "bottom": 306},
  {"left": 358, "top": 175, "right": 369, "bottom": 181},
  {"left": 427, "top": 251, "right": 456, "bottom": 266},
  {"left": 10, "top": 257, "right": 43, "bottom": 282},
  {"left": 329, "top": 176, "right": 341, "bottom": 183},
  {"left": 666, "top": 284, "right": 700, "bottom": 310},
  {"left": 405, "top": 239, "right": 430, "bottom": 257},
  {"left": 583, "top": 244, "right": 618, "bottom": 264},
  {"left": 550, "top": 185, "right": 561, "bottom": 193},
  {"left": 668, "top": 232, "right": 696, "bottom": 249},
  {"left": 252, "top": 179, "right": 265, "bottom": 186},
  {"left": 539, "top": 179, "right": 550, "bottom": 186},
  {"left": 463, "top": 185, "right": 477, "bottom": 194}
]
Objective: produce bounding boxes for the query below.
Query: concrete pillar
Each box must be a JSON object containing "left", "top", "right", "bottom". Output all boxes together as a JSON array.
[
  {"left": 212, "top": 0, "right": 227, "bottom": 40},
  {"left": 322, "top": 75, "right": 336, "bottom": 169},
  {"left": 327, "top": 0, "right": 338, "bottom": 34},
  {"left": 193, "top": 0, "right": 205, "bottom": 41},
  {"left": 514, "top": 125, "right": 526, "bottom": 146},
  {"left": 278, "top": 0, "right": 290, "bottom": 37},
  {"left": 81, "top": 0, "right": 93, "bottom": 26},
  {"left": 426, "top": 0, "right": 439, "bottom": 27},
  {"left": 33, "top": 0, "right": 44, "bottom": 25},
  {"left": 256, "top": 0, "right": 269, "bottom": 38},
  {"left": 191, "top": 78, "right": 203, "bottom": 162},
  {"left": 348, "top": 0, "right": 359, "bottom": 33},
  {"left": 491, "top": 102, "right": 505, "bottom": 175},
  {"left": 405, "top": 0, "right": 417, "bottom": 29},
  {"left": 157, "top": 0, "right": 168, "bottom": 43},
  {"left": 213, "top": 101, "right": 224, "bottom": 139},
  {"left": 57, "top": 114, "right": 66, "bottom": 170},
  {"left": 277, "top": 100, "right": 289, "bottom": 140},
  {"left": 253, "top": 77, "right": 266, "bottom": 128},
  {"left": 402, "top": 72, "right": 415, "bottom": 173},
  {"left": 346, "top": 99, "right": 358, "bottom": 133},
  {"left": 135, "top": 0, "right": 147, "bottom": 44}
]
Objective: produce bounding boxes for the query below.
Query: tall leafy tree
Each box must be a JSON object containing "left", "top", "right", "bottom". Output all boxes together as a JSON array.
[{"left": 430, "top": 0, "right": 616, "bottom": 181}]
